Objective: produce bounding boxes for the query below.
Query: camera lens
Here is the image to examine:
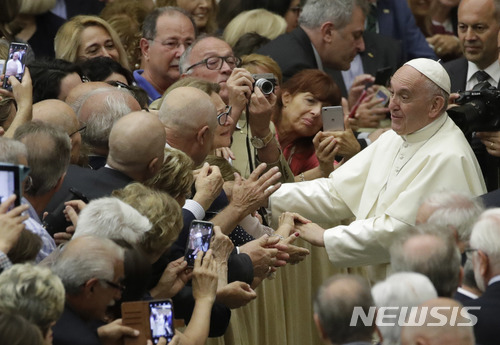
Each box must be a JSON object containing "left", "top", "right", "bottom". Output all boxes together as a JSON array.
[{"left": 255, "top": 78, "right": 274, "bottom": 95}]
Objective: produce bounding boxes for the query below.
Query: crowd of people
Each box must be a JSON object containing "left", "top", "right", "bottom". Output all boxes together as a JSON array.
[{"left": 0, "top": 0, "right": 499, "bottom": 344}]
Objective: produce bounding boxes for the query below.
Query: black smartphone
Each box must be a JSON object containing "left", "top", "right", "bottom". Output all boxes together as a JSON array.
[
  {"left": 0, "top": 163, "right": 30, "bottom": 207},
  {"left": 374, "top": 66, "right": 393, "bottom": 87},
  {"left": 149, "top": 300, "right": 174, "bottom": 344},
  {"left": 42, "top": 188, "right": 89, "bottom": 236},
  {"left": 2, "top": 42, "right": 28, "bottom": 91},
  {"left": 184, "top": 220, "right": 214, "bottom": 267}
]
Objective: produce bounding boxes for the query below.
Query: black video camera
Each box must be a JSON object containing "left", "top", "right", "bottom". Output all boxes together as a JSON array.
[
  {"left": 251, "top": 73, "right": 276, "bottom": 95},
  {"left": 448, "top": 81, "right": 500, "bottom": 137}
]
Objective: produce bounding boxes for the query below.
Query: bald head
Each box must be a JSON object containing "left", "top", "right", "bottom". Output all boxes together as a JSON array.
[
  {"left": 159, "top": 87, "right": 217, "bottom": 165},
  {"left": 75, "top": 88, "right": 141, "bottom": 155},
  {"left": 391, "top": 232, "right": 461, "bottom": 297},
  {"left": 159, "top": 86, "right": 217, "bottom": 133},
  {"left": 65, "top": 82, "right": 112, "bottom": 110},
  {"left": 401, "top": 298, "right": 475, "bottom": 345},
  {"left": 108, "top": 111, "right": 166, "bottom": 181},
  {"left": 33, "top": 100, "right": 79, "bottom": 134},
  {"left": 33, "top": 99, "right": 81, "bottom": 163}
]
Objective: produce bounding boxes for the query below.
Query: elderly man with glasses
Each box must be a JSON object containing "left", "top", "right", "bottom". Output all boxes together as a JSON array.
[{"left": 180, "top": 35, "right": 294, "bottom": 183}]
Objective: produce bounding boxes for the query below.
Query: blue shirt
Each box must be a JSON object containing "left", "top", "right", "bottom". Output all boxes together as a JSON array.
[
  {"left": 22, "top": 198, "right": 56, "bottom": 263},
  {"left": 133, "top": 69, "right": 162, "bottom": 105}
]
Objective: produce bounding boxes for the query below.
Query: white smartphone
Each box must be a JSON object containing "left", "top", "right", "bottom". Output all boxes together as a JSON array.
[{"left": 321, "top": 106, "right": 345, "bottom": 132}]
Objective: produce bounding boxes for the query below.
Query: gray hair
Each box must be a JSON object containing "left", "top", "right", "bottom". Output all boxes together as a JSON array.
[
  {"left": 299, "top": 0, "right": 369, "bottom": 30},
  {"left": 0, "top": 263, "right": 65, "bottom": 336},
  {"left": 13, "top": 121, "right": 70, "bottom": 196},
  {"left": 179, "top": 33, "right": 215, "bottom": 75},
  {"left": 77, "top": 87, "right": 133, "bottom": 148},
  {"left": 50, "top": 236, "right": 124, "bottom": 295},
  {"left": 142, "top": 6, "right": 196, "bottom": 40},
  {"left": 421, "top": 190, "right": 484, "bottom": 243},
  {"left": 73, "top": 197, "right": 152, "bottom": 245},
  {"left": 0, "top": 137, "right": 27, "bottom": 164},
  {"left": 390, "top": 228, "right": 461, "bottom": 298},
  {"left": 314, "top": 274, "right": 375, "bottom": 344},
  {"left": 372, "top": 272, "right": 438, "bottom": 345},
  {"left": 470, "top": 208, "right": 500, "bottom": 267},
  {"left": 422, "top": 77, "right": 449, "bottom": 114}
]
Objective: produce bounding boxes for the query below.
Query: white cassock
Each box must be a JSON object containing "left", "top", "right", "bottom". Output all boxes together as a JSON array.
[{"left": 270, "top": 113, "right": 486, "bottom": 277}]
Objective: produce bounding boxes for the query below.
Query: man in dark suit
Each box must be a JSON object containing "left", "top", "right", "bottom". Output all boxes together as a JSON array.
[
  {"left": 444, "top": 0, "right": 500, "bottom": 192},
  {"left": 45, "top": 111, "right": 166, "bottom": 233},
  {"left": 463, "top": 208, "right": 500, "bottom": 345},
  {"left": 329, "top": 30, "right": 404, "bottom": 97},
  {"left": 374, "top": 0, "right": 436, "bottom": 60},
  {"left": 257, "top": 0, "right": 368, "bottom": 82}
]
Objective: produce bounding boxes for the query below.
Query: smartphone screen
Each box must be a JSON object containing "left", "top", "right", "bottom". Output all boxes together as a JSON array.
[
  {"left": 374, "top": 87, "right": 391, "bottom": 107},
  {"left": 3, "top": 42, "right": 28, "bottom": 91},
  {"left": 0, "top": 163, "right": 29, "bottom": 207},
  {"left": 321, "top": 106, "right": 345, "bottom": 132},
  {"left": 149, "top": 300, "right": 174, "bottom": 344},
  {"left": 184, "top": 220, "right": 214, "bottom": 266}
]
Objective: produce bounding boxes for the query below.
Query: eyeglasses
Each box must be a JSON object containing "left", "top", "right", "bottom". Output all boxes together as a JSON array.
[
  {"left": 103, "top": 280, "right": 126, "bottom": 292},
  {"left": 107, "top": 80, "right": 131, "bottom": 90},
  {"left": 217, "top": 105, "right": 232, "bottom": 126},
  {"left": 69, "top": 125, "right": 86, "bottom": 137},
  {"left": 146, "top": 38, "right": 193, "bottom": 50},
  {"left": 290, "top": 6, "right": 302, "bottom": 14},
  {"left": 185, "top": 56, "right": 241, "bottom": 73}
]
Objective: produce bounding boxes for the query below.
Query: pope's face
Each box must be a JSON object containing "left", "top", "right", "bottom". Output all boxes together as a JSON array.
[{"left": 389, "top": 65, "right": 436, "bottom": 135}]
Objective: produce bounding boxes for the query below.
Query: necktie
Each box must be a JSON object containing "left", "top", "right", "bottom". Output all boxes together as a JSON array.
[{"left": 474, "top": 70, "right": 490, "bottom": 83}]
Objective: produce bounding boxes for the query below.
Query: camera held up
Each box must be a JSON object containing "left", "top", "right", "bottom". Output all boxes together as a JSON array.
[
  {"left": 447, "top": 81, "right": 500, "bottom": 138},
  {"left": 252, "top": 73, "right": 276, "bottom": 95}
]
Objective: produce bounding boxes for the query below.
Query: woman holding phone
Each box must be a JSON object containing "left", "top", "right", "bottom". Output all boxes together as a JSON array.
[{"left": 272, "top": 69, "right": 358, "bottom": 181}]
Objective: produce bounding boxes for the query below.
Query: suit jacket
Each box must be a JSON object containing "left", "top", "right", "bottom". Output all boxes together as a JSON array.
[
  {"left": 376, "top": 0, "right": 436, "bottom": 60},
  {"left": 53, "top": 304, "right": 102, "bottom": 345},
  {"left": 453, "top": 289, "right": 474, "bottom": 304},
  {"left": 444, "top": 57, "right": 468, "bottom": 92},
  {"left": 329, "top": 31, "right": 404, "bottom": 97},
  {"left": 44, "top": 165, "right": 133, "bottom": 234},
  {"left": 444, "top": 57, "right": 500, "bottom": 191},
  {"left": 257, "top": 26, "right": 317, "bottom": 82},
  {"left": 479, "top": 188, "right": 500, "bottom": 208},
  {"left": 463, "top": 281, "right": 500, "bottom": 345}
]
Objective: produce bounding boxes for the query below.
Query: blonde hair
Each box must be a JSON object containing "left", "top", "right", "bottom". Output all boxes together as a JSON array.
[
  {"left": 19, "top": 0, "right": 56, "bottom": 15},
  {"left": 113, "top": 183, "right": 183, "bottom": 256},
  {"left": 54, "top": 15, "right": 130, "bottom": 69},
  {"left": 241, "top": 53, "right": 283, "bottom": 87},
  {"left": 145, "top": 147, "right": 194, "bottom": 201},
  {"left": 223, "top": 9, "right": 287, "bottom": 47},
  {"left": 0, "top": 263, "right": 65, "bottom": 336},
  {"left": 156, "top": 0, "right": 218, "bottom": 33}
]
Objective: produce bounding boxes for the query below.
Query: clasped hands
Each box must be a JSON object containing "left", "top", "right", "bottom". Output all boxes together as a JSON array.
[{"left": 277, "top": 212, "right": 326, "bottom": 248}]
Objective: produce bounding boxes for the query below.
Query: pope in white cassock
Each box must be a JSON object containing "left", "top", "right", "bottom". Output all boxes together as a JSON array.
[{"left": 270, "top": 58, "right": 486, "bottom": 277}]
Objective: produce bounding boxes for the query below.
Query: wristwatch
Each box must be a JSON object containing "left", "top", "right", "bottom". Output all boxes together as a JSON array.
[{"left": 250, "top": 131, "right": 274, "bottom": 149}]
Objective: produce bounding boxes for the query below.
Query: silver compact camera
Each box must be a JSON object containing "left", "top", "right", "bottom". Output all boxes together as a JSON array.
[{"left": 252, "top": 73, "right": 276, "bottom": 95}]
